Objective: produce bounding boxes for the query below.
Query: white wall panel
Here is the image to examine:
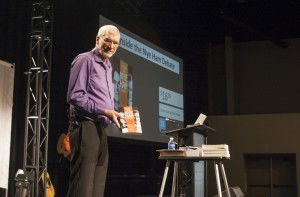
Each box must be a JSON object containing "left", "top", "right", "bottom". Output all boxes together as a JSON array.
[{"left": 0, "top": 60, "right": 15, "bottom": 189}]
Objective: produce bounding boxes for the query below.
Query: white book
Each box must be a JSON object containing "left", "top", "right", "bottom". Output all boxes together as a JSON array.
[
  {"left": 202, "top": 149, "right": 230, "bottom": 152},
  {"left": 200, "top": 152, "right": 230, "bottom": 158},
  {"left": 202, "top": 152, "right": 230, "bottom": 155},
  {"left": 202, "top": 144, "right": 229, "bottom": 150}
]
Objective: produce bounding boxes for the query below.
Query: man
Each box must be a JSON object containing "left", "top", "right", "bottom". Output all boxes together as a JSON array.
[{"left": 67, "top": 25, "right": 122, "bottom": 197}]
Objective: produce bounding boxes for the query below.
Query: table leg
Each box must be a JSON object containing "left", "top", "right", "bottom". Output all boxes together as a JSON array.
[
  {"left": 171, "top": 161, "right": 178, "bottom": 197},
  {"left": 219, "top": 162, "right": 231, "bottom": 197},
  {"left": 159, "top": 160, "right": 170, "bottom": 197},
  {"left": 214, "top": 161, "right": 222, "bottom": 197}
]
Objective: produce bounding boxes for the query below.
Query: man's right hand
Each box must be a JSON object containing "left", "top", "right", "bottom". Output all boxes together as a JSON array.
[{"left": 103, "top": 109, "right": 122, "bottom": 128}]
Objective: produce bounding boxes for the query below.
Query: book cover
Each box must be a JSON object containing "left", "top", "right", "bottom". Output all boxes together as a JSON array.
[
  {"left": 157, "top": 147, "right": 200, "bottom": 157},
  {"left": 119, "top": 106, "right": 142, "bottom": 134},
  {"left": 157, "top": 149, "right": 186, "bottom": 157}
]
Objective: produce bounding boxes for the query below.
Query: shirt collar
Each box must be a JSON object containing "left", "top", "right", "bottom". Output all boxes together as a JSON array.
[{"left": 91, "top": 48, "right": 111, "bottom": 69}]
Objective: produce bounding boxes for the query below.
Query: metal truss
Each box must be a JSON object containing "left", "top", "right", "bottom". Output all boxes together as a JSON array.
[{"left": 23, "top": 0, "right": 53, "bottom": 196}]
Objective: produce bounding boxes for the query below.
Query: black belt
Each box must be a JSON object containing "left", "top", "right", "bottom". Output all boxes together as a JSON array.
[{"left": 69, "top": 116, "right": 107, "bottom": 129}]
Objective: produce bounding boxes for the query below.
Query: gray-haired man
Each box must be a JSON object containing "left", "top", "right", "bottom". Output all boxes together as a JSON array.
[{"left": 67, "top": 25, "right": 122, "bottom": 197}]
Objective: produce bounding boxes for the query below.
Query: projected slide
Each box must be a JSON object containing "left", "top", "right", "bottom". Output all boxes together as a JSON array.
[{"left": 100, "top": 16, "right": 184, "bottom": 143}]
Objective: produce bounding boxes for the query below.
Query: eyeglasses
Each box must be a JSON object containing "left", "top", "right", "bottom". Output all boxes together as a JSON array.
[{"left": 103, "top": 38, "right": 119, "bottom": 47}]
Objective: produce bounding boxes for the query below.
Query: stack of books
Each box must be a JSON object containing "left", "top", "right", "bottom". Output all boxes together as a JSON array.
[
  {"left": 157, "top": 144, "right": 230, "bottom": 158},
  {"left": 200, "top": 144, "right": 230, "bottom": 158}
]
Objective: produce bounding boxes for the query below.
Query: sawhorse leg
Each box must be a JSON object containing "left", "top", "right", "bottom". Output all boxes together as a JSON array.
[
  {"left": 219, "top": 162, "right": 231, "bottom": 197},
  {"left": 171, "top": 161, "right": 178, "bottom": 197},
  {"left": 159, "top": 160, "right": 170, "bottom": 197},
  {"left": 214, "top": 161, "right": 223, "bottom": 197},
  {"left": 214, "top": 161, "right": 231, "bottom": 197}
]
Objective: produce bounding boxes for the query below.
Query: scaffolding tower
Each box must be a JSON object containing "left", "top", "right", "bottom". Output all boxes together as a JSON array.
[{"left": 23, "top": 0, "right": 53, "bottom": 196}]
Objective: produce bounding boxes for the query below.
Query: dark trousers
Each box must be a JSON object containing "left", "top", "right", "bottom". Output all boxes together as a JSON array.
[{"left": 67, "top": 121, "right": 109, "bottom": 197}]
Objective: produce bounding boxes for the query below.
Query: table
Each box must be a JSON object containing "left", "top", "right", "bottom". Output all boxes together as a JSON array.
[{"left": 158, "top": 156, "right": 231, "bottom": 197}]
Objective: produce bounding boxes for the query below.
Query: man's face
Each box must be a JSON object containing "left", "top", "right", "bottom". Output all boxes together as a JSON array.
[{"left": 96, "top": 32, "right": 120, "bottom": 59}]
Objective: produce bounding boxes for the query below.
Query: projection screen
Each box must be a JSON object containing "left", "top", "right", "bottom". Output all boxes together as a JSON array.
[{"left": 99, "top": 15, "right": 184, "bottom": 143}]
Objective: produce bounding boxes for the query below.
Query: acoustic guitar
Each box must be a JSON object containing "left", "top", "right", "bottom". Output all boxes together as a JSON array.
[{"left": 40, "top": 171, "right": 55, "bottom": 197}]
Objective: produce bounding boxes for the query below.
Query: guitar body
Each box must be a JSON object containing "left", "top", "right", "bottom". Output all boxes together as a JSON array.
[{"left": 40, "top": 172, "right": 55, "bottom": 197}]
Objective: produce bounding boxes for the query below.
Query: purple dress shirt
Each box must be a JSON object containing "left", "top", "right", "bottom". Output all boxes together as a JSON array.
[{"left": 67, "top": 49, "right": 114, "bottom": 125}]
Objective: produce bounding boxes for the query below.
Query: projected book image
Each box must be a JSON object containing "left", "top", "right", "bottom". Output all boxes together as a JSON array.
[
  {"left": 119, "top": 106, "right": 142, "bottom": 134},
  {"left": 113, "top": 60, "right": 133, "bottom": 111}
]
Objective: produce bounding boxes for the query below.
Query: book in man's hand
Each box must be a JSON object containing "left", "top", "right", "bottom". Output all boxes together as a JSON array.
[{"left": 119, "top": 106, "right": 142, "bottom": 134}]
